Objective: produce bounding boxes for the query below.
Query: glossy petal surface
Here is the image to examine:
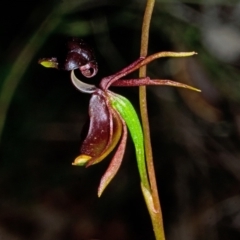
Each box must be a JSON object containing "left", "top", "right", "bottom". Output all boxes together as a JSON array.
[
  {"left": 80, "top": 91, "right": 110, "bottom": 158},
  {"left": 87, "top": 104, "right": 122, "bottom": 166},
  {"left": 38, "top": 38, "right": 98, "bottom": 77},
  {"left": 73, "top": 90, "right": 123, "bottom": 166}
]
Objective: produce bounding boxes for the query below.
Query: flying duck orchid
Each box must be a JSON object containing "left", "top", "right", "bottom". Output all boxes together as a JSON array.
[{"left": 39, "top": 38, "right": 200, "bottom": 196}]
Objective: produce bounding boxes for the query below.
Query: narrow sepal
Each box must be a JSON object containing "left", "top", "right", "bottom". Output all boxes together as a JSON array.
[
  {"left": 98, "top": 110, "right": 127, "bottom": 197},
  {"left": 100, "top": 52, "right": 197, "bottom": 90},
  {"left": 112, "top": 77, "right": 201, "bottom": 92}
]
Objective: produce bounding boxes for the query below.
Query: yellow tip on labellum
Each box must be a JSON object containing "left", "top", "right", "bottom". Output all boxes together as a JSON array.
[
  {"left": 38, "top": 58, "right": 58, "bottom": 69},
  {"left": 72, "top": 154, "right": 92, "bottom": 166}
]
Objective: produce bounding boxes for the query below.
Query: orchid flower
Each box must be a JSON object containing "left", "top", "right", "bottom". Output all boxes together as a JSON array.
[{"left": 39, "top": 38, "right": 200, "bottom": 196}]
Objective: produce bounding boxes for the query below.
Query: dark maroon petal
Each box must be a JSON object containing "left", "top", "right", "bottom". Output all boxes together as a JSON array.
[
  {"left": 80, "top": 90, "right": 110, "bottom": 157},
  {"left": 63, "top": 38, "right": 98, "bottom": 75},
  {"left": 86, "top": 103, "right": 123, "bottom": 166},
  {"left": 66, "top": 38, "right": 95, "bottom": 60},
  {"left": 64, "top": 52, "right": 82, "bottom": 71}
]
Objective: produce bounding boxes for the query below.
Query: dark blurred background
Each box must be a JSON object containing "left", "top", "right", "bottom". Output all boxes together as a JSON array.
[{"left": 1, "top": 0, "right": 240, "bottom": 239}]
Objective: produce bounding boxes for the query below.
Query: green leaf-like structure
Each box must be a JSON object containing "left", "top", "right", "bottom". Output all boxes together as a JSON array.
[{"left": 109, "top": 92, "right": 150, "bottom": 190}]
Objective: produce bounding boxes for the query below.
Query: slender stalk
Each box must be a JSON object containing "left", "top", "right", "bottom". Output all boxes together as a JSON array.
[{"left": 139, "top": 1, "right": 166, "bottom": 240}]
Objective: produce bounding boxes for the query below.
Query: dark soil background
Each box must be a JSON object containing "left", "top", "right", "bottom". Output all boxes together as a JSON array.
[{"left": 1, "top": 1, "right": 240, "bottom": 239}]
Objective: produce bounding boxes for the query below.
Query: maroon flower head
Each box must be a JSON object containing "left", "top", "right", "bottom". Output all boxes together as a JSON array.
[
  {"left": 39, "top": 39, "right": 201, "bottom": 196},
  {"left": 38, "top": 37, "right": 98, "bottom": 78}
]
